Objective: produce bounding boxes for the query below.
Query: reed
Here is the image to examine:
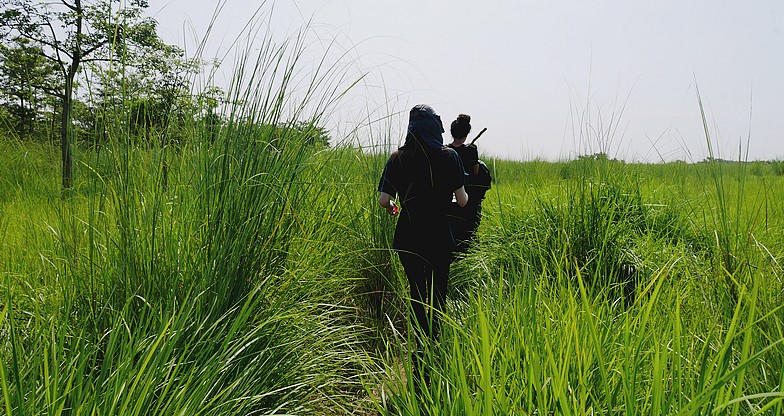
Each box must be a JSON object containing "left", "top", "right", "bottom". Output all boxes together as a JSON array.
[
  {"left": 0, "top": 7, "right": 377, "bottom": 415},
  {"left": 2, "top": 7, "right": 783, "bottom": 415},
  {"left": 376, "top": 138, "right": 783, "bottom": 415}
]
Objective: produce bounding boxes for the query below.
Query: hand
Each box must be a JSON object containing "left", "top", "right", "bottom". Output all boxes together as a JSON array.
[{"left": 387, "top": 200, "right": 399, "bottom": 216}]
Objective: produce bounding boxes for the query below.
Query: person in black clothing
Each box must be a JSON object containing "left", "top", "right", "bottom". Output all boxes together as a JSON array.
[
  {"left": 378, "top": 104, "right": 468, "bottom": 341},
  {"left": 447, "top": 113, "right": 483, "bottom": 257}
]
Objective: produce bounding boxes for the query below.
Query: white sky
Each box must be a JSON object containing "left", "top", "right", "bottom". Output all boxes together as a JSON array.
[{"left": 148, "top": 0, "right": 784, "bottom": 162}]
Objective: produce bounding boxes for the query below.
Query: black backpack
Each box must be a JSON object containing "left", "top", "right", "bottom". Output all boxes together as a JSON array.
[{"left": 466, "top": 159, "right": 492, "bottom": 201}]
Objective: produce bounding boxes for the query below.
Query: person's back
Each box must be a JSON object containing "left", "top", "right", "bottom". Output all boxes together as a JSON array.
[
  {"left": 448, "top": 142, "right": 483, "bottom": 206},
  {"left": 381, "top": 143, "right": 464, "bottom": 255},
  {"left": 447, "top": 114, "right": 486, "bottom": 257},
  {"left": 377, "top": 104, "right": 467, "bottom": 344},
  {"left": 449, "top": 143, "right": 478, "bottom": 177}
]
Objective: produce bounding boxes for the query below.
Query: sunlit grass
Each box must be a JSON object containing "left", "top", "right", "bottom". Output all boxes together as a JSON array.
[
  {"left": 3, "top": 127, "right": 784, "bottom": 414},
  {"left": 0, "top": 9, "right": 379, "bottom": 416},
  {"left": 2, "top": 8, "right": 784, "bottom": 416},
  {"left": 375, "top": 155, "right": 784, "bottom": 415}
]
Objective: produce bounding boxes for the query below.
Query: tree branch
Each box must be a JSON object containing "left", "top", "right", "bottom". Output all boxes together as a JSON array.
[
  {"left": 31, "top": 82, "right": 65, "bottom": 99},
  {"left": 80, "top": 56, "right": 113, "bottom": 64},
  {"left": 39, "top": 18, "right": 70, "bottom": 74},
  {"left": 33, "top": 47, "right": 66, "bottom": 67},
  {"left": 60, "top": 0, "right": 78, "bottom": 13},
  {"left": 81, "top": 40, "right": 108, "bottom": 59}
]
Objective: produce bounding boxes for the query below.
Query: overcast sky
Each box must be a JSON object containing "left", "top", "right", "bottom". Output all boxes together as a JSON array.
[{"left": 149, "top": 0, "right": 783, "bottom": 162}]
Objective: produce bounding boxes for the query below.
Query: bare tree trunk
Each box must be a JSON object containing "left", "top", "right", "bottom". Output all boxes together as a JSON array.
[
  {"left": 61, "top": 73, "right": 74, "bottom": 190},
  {"left": 61, "top": 0, "right": 82, "bottom": 191}
]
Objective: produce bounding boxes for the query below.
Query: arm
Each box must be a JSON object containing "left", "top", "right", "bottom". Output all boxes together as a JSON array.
[
  {"left": 455, "top": 186, "right": 468, "bottom": 207},
  {"left": 378, "top": 192, "right": 398, "bottom": 215},
  {"left": 377, "top": 153, "right": 399, "bottom": 215},
  {"left": 447, "top": 148, "right": 469, "bottom": 207},
  {"left": 470, "top": 146, "right": 480, "bottom": 175}
]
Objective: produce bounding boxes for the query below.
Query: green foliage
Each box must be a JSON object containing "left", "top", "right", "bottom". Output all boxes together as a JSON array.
[
  {"left": 476, "top": 159, "right": 680, "bottom": 302},
  {"left": 89, "top": 39, "right": 200, "bottom": 144},
  {"left": 288, "top": 120, "right": 332, "bottom": 148},
  {"left": 378, "top": 154, "right": 784, "bottom": 415},
  {"left": 1, "top": 0, "right": 187, "bottom": 188},
  {"left": 0, "top": 37, "right": 60, "bottom": 138},
  {"left": 0, "top": 3, "right": 378, "bottom": 412},
  {"left": 2, "top": 5, "right": 784, "bottom": 416},
  {"left": 771, "top": 159, "right": 784, "bottom": 176},
  {"left": 3, "top": 136, "right": 784, "bottom": 414}
]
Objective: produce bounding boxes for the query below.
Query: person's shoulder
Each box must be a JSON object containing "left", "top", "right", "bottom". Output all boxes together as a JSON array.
[
  {"left": 465, "top": 144, "right": 479, "bottom": 158},
  {"left": 441, "top": 147, "right": 463, "bottom": 163},
  {"left": 441, "top": 146, "right": 459, "bottom": 156},
  {"left": 384, "top": 150, "right": 403, "bottom": 167},
  {"left": 387, "top": 149, "right": 403, "bottom": 160}
]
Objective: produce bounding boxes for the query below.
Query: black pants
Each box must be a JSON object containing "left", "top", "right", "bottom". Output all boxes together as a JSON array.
[
  {"left": 397, "top": 250, "right": 449, "bottom": 340},
  {"left": 448, "top": 202, "right": 481, "bottom": 259}
]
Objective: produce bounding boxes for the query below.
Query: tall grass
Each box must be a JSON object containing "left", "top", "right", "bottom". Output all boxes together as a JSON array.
[
  {"left": 376, "top": 152, "right": 784, "bottom": 415},
  {"left": 4, "top": 130, "right": 783, "bottom": 415},
  {"left": 0, "top": 10, "right": 380, "bottom": 415},
  {"left": 3, "top": 9, "right": 784, "bottom": 416}
]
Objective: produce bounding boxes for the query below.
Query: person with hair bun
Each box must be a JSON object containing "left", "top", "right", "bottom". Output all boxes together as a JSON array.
[{"left": 448, "top": 113, "right": 483, "bottom": 257}]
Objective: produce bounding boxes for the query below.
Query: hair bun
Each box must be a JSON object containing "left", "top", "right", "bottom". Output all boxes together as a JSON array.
[{"left": 450, "top": 113, "right": 472, "bottom": 139}]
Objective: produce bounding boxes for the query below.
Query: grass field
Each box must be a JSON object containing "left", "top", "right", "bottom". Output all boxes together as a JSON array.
[
  {"left": 1, "top": 16, "right": 783, "bottom": 414},
  {"left": 1, "top": 131, "right": 783, "bottom": 414}
]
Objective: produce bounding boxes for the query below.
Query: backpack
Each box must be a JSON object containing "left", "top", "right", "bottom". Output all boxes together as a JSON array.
[{"left": 466, "top": 159, "right": 492, "bottom": 201}]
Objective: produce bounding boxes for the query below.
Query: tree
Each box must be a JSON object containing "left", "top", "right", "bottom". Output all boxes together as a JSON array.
[
  {"left": 195, "top": 85, "right": 226, "bottom": 144},
  {"left": 111, "top": 41, "right": 198, "bottom": 143},
  {"left": 0, "top": 37, "right": 61, "bottom": 137},
  {"left": 288, "top": 120, "right": 331, "bottom": 148},
  {"left": 85, "top": 38, "right": 198, "bottom": 148},
  {"left": 1, "top": 0, "right": 162, "bottom": 189}
]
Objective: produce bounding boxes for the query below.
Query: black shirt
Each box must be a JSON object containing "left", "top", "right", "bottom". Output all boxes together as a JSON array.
[
  {"left": 448, "top": 143, "right": 479, "bottom": 175},
  {"left": 378, "top": 146, "right": 465, "bottom": 256}
]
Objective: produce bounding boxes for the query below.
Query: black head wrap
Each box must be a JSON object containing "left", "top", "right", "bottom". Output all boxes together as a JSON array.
[{"left": 406, "top": 104, "right": 444, "bottom": 149}]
